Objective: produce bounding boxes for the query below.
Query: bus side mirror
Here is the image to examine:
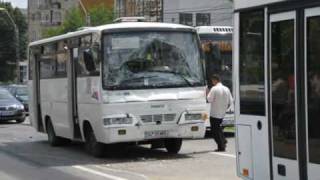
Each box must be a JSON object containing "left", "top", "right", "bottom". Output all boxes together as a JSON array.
[{"left": 83, "top": 50, "right": 96, "bottom": 72}]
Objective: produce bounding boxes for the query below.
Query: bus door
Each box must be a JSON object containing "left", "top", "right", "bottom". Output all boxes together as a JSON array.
[
  {"left": 235, "top": 10, "right": 270, "bottom": 180},
  {"left": 269, "top": 11, "right": 299, "bottom": 180},
  {"left": 68, "top": 44, "right": 81, "bottom": 139},
  {"left": 305, "top": 6, "right": 320, "bottom": 180},
  {"left": 30, "top": 49, "right": 44, "bottom": 132}
]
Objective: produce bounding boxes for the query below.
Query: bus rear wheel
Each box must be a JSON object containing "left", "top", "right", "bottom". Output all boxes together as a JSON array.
[
  {"left": 164, "top": 138, "right": 182, "bottom": 154},
  {"left": 84, "top": 126, "right": 105, "bottom": 158},
  {"left": 46, "top": 120, "right": 69, "bottom": 146}
]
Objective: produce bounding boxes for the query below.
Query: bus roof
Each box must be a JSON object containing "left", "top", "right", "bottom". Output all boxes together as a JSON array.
[
  {"left": 29, "top": 22, "right": 195, "bottom": 47},
  {"left": 196, "top": 26, "right": 233, "bottom": 34}
]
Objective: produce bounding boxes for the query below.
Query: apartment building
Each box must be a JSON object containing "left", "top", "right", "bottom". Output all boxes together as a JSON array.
[
  {"left": 163, "top": 0, "right": 233, "bottom": 26},
  {"left": 28, "top": 0, "right": 114, "bottom": 42},
  {"left": 115, "top": 0, "right": 163, "bottom": 22},
  {"left": 28, "top": 0, "right": 78, "bottom": 42}
]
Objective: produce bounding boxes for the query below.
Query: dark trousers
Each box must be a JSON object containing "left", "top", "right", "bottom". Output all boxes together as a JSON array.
[{"left": 210, "top": 117, "right": 226, "bottom": 150}]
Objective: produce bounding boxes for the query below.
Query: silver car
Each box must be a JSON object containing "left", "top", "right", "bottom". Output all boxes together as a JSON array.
[{"left": 0, "top": 88, "right": 25, "bottom": 123}]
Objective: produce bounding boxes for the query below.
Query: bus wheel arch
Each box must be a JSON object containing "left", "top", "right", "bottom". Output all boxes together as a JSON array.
[
  {"left": 45, "top": 115, "right": 70, "bottom": 146},
  {"left": 82, "top": 120, "right": 105, "bottom": 157}
]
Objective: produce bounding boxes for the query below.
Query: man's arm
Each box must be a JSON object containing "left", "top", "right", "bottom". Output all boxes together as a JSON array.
[
  {"left": 227, "top": 89, "right": 234, "bottom": 111},
  {"left": 207, "top": 88, "right": 215, "bottom": 103}
]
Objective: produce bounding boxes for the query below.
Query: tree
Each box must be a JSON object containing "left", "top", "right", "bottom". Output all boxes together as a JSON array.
[
  {"left": 0, "top": 2, "right": 28, "bottom": 83},
  {"left": 44, "top": 5, "right": 114, "bottom": 38},
  {"left": 89, "top": 5, "right": 114, "bottom": 26}
]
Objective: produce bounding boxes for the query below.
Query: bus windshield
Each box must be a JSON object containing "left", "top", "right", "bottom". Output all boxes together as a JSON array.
[
  {"left": 199, "top": 34, "right": 232, "bottom": 89},
  {"left": 103, "top": 31, "right": 205, "bottom": 90}
]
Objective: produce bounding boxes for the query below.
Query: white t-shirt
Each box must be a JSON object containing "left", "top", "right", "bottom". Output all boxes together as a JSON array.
[{"left": 207, "top": 82, "right": 234, "bottom": 119}]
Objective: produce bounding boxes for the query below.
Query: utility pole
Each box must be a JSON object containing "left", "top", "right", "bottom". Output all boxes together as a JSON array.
[
  {"left": 0, "top": 8, "right": 20, "bottom": 83},
  {"left": 78, "top": 0, "right": 91, "bottom": 26}
]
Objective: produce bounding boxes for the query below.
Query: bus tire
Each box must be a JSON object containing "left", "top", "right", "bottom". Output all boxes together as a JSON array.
[
  {"left": 164, "top": 138, "right": 182, "bottom": 154},
  {"left": 84, "top": 125, "right": 105, "bottom": 158},
  {"left": 46, "top": 119, "right": 69, "bottom": 146}
]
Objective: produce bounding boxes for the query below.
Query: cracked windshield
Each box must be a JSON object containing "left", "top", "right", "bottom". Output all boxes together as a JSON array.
[{"left": 103, "top": 32, "right": 205, "bottom": 90}]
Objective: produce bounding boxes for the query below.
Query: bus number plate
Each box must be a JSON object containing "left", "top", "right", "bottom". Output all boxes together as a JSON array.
[{"left": 145, "top": 130, "right": 168, "bottom": 139}]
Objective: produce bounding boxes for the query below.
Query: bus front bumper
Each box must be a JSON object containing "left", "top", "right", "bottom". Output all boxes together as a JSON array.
[{"left": 100, "top": 122, "right": 206, "bottom": 144}]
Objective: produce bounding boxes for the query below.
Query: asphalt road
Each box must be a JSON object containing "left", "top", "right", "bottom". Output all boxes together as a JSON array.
[{"left": 0, "top": 119, "right": 240, "bottom": 180}]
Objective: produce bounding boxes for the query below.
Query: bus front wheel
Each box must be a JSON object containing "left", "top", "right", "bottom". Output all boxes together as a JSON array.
[
  {"left": 46, "top": 119, "right": 69, "bottom": 146},
  {"left": 84, "top": 125, "right": 105, "bottom": 158},
  {"left": 164, "top": 138, "right": 182, "bottom": 154}
]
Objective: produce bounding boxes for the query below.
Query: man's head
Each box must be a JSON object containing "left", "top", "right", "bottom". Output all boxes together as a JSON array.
[{"left": 211, "top": 74, "right": 221, "bottom": 86}]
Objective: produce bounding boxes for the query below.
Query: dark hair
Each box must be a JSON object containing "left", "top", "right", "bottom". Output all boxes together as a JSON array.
[{"left": 211, "top": 74, "right": 221, "bottom": 82}]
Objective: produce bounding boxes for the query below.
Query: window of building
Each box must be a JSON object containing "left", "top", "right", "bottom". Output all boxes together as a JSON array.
[
  {"left": 239, "top": 10, "right": 265, "bottom": 115},
  {"left": 196, "top": 13, "right": 211, "bottom": 26},
  {"left": 179, "top": 13, "right": 193, "bottom": 26},
  {"left": 31, "top": 14, "right": 36, "bottom": 21}
]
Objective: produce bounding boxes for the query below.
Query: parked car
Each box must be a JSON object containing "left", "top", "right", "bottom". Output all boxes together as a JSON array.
[
  {"left": 5, "top": 85, "right": 29, "bottom": 114},
  {"left": 0, "top": 88, "right": 26, "bottom": 123}
]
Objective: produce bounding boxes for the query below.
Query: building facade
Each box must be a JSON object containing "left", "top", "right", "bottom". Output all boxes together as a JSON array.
[
  {"left": 28, "top": 0, "right": 79, "bottom": 42},
  {"left": 163, "top": 0, "right": 233, "bottom": 26},
  {"left": 28, "top": 0, "right": 114, "bottom": 42},
  {"left": 115, "top": 0, "right": 163, "bottom": 22}
]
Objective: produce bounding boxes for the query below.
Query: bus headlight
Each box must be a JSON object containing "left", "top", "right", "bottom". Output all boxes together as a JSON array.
[
  {"left": 185, "top": 113, "right": 208, "bottom": 121},
  {"left": 103, "top": 117, "right": 133, "bottom": 125},
  {"left": 185, "top": 113, "right": 202, "bottom": 121}
]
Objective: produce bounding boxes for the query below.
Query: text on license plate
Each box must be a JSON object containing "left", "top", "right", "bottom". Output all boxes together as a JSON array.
[{"left": 145, "top": 130, "right": 168, "bottom": 139}]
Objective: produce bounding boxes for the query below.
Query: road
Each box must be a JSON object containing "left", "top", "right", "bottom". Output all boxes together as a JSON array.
[{"left": 0, "top": 119, "right": 240, "bottom": 180}]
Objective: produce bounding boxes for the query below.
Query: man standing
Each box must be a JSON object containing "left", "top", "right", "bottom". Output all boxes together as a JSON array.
[{"left": 207, "top": 75, "right": 233, "bottom": 152}]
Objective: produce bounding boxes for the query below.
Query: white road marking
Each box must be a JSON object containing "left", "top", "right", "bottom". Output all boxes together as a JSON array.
[
  {"left": 73, "top": 165, "right": 127, "bottom": 180},
  {"left": 209, "top": 152, "right": 236, "bottom": 158},
  {"left": 94, "top": 165, "right": 149, "bottom": 180}
]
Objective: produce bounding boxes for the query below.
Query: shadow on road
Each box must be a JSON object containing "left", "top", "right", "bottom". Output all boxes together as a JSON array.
[
  {"left": 0, "top": 139, "right": 193, "bottom": 168},
  {"left": 205, "top": 131, "right": 235, "bottom": 138}
]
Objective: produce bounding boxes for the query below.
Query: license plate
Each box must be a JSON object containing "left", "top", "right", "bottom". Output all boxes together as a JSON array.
[
  {"left": 0, "top": 111, "right": 15, "bottom": 116},
  {"left": 145, "top": 130, "right": 168, "bottom": 139}
]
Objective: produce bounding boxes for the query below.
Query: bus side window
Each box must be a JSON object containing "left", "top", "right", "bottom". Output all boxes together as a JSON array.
[
  {"left": 56, "top": 41, "right": 68, "bottom": 78},
  {"left": 77, "top": 47, "right": 100, "bottom": 76},
  {"left": 76, "top": 35, "right": 100, "bottom": 77},
  {"left": 40, "top": 43, "right": 57, "bottom": 79}
]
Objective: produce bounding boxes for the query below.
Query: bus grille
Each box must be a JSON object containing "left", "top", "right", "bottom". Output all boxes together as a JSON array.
[{"left": 140, "top": 114, "right": 176, "bottom": 123}]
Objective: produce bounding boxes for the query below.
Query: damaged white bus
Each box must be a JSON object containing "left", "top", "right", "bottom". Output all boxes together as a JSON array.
[{"left": 28, "top": 22, "right": 208, "bottom": 157}]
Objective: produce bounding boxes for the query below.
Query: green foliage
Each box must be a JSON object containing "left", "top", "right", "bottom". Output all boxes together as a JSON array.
[
  {"left": 62, "top": 8, "right": 85, "bottom": 33},
  {"left": 43, "top": 27, "right": 64, "bottom": 38},
  {"left": 44, "top": 5, "right": 114, "bottom": 38},
  {"left": 89, "top": 5, "right": 114, "bottom": 26},
  {"left": 0, "top": 2, "right": 28, "bottom": 83}
]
